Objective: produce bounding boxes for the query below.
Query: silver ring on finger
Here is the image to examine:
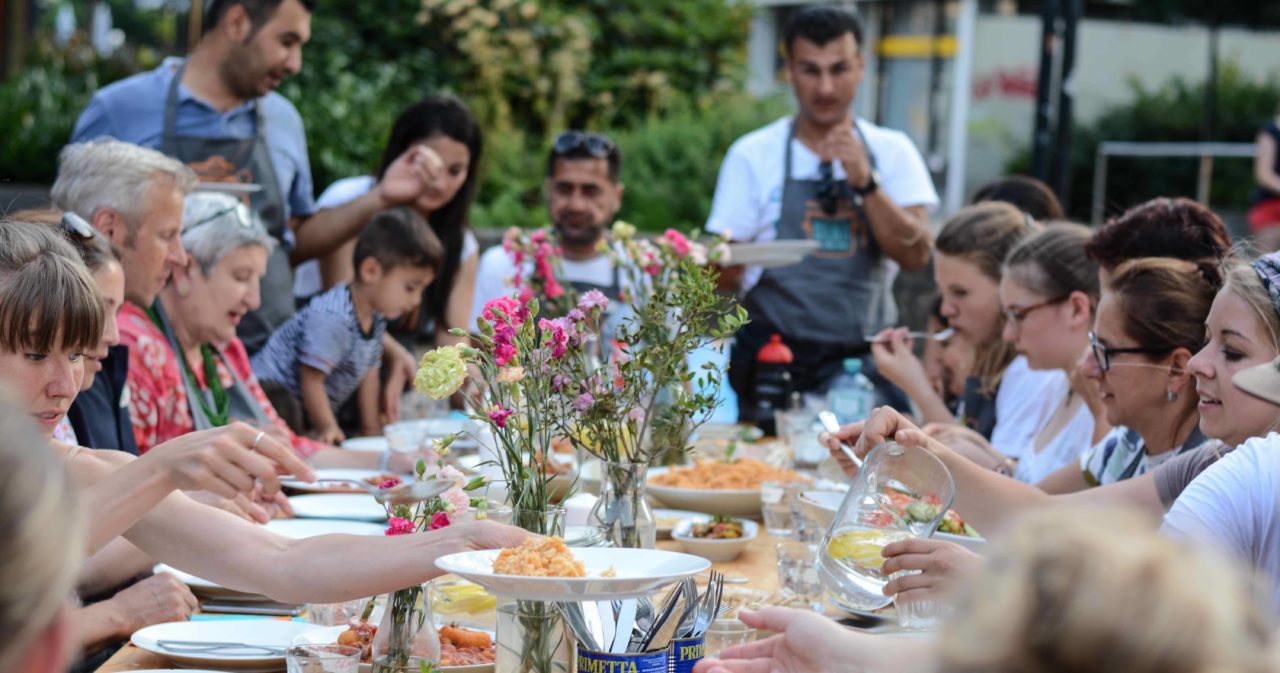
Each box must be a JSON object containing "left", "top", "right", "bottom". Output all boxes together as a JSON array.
[{"left": 252, "top": 430, "right": 266, "bottom": 452}]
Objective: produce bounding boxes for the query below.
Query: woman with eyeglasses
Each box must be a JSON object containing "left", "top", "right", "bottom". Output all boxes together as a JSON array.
[
  {"left": 969, "top": 225, "right": 1109, "bottom": 482},
  {"left": 870, "top": 202, "right": 1069, "bottom": 465},
  {"left": 118, "top": 192, "right": 429, "bottom": 473},
  {"left": 0, "top": 218, "right": 528, "bottom": 611}
]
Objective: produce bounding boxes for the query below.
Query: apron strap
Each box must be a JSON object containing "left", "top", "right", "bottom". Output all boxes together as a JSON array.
[{"left": 161, "top": 61, "right": 186, "bottom": 155}]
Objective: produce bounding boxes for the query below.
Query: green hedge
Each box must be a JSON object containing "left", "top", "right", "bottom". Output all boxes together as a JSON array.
[{"left": 1008, "top": 61, "right": 1280, "bottom": 220}]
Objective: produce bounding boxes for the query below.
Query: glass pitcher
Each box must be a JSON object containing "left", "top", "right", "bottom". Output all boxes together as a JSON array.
[{"left": 817, "top": 441, "right": 956, "bottom": 613}]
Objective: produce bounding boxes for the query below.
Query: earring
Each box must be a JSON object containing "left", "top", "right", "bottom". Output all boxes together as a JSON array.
[
  {"left": 1167, "top": 391, "right": 1178, "bottom": 402},
  {"left": 176, "top": 281, "right": 191, "bottom": 297}
]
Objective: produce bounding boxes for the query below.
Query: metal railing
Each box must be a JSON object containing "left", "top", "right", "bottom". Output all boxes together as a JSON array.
[{"left": 1090, "top": 141, "right": 1255, "bottom": 224}]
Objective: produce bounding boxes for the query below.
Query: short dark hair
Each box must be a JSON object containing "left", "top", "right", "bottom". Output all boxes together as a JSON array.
[
  {"left": 353, "top": 207, "right": 444, "bottom": 278},
  {"left": 546, "top": 131, "right": 622, "bottom": 183},
  {"left": 970, "top": 175, "right": 1065, "bottom": 222},
  {"left": 1085, "top": 197, "right": 1231, "bottom": 271},
  {"left": 783, "top": 6, "right": 864, "bottom": 56},
  {"left": 203, "top": 0, "right": 316, "bottom": 36}
]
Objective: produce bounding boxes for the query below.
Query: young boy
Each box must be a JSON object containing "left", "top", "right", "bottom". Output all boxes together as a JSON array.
[{"left": 253, "top": 207, "right": 442, "bottom": 444}]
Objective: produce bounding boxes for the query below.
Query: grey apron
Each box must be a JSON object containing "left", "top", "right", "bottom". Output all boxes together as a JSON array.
[
  {"left": 742, "top": 120, "right": 887, "bottom": 347},
  {"left": 161, "top": 62, "right": 294, "bottom": 354},
  {"left": 151, "top": 303, "right": 272, "bottom": 431}
]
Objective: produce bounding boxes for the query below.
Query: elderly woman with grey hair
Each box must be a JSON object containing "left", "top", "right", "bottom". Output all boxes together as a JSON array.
[{"left": 117, "top": 192, "right": 419, "bottom": 471}]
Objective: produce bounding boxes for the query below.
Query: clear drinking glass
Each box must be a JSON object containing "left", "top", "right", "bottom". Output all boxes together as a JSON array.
[
  {"left": 307, "top": 599, "right": 368, "bottom": 626},
  {"left": 817, "top": 441, "right": 956, "bottom": 614},
  {"left": 778, "top": 409, "right": 824, "bottom": 467},
  {"left": 760, "top": 480, "right": 804, "bottom": 537},
  {"left": 775, "top": 541, "right": 825, "bottom": 613},
  {"left": 286, "top": 644, "right": 361, "bottom": 673},
  {"left": 704, "top": 617, "right": 756, "bottom": 656}
]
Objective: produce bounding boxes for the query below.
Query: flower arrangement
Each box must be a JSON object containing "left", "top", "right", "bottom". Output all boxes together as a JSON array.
[
  {"left": 500, "top": 227, "right": 574, "bottom": 316},
  {"left": 373, "top": 437, "right": 486, "bottom": 673},
  {"left": 414, "top": 294, "right": 608, "bottom": 533},
  {"left": 553, "top": 222, "right": 744, "bottom": 466}
]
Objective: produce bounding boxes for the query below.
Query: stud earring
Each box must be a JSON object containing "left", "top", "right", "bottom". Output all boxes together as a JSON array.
[{"left": 1167, "top": 391, "right": 1178, "bottom": 402}]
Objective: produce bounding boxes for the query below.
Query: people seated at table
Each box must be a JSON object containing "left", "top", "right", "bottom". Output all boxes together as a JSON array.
[
  {"left": 969, "top": 174, "right": 1065, "bottom": 221},
  {"left": 695, "top": 508, "right": 1278, "bottom": 673},
  {"left": 49, "top": 139, "right": 196, "bottom": 455},
  {"left": 0, "top": 218, "right": 528, "bottom": 606},
  {"left": 949, "top": 224, "right": 1107, "bottom": 481},
  {"left": 295, "top": 95, "right": 483, "bottom": 354},
  {"left": 872, "top": 202, "right": 1066, "bottom": 461},
  {"left": 255, "top": 206, "right": 443, "bottom": 442},
  {"left": 0, "top": 399, "right": 85, "bottom": 673},
  {"left": 117, "top": 192, "right": 430, "bottom": 473},
  {"left": 470, "top": 130, "right": 630, "bottom": 335}
]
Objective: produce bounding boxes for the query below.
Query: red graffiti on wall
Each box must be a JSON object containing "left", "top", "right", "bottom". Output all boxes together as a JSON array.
[{"left": 972, "top": 67, "right": 1038, "bottom": 100}]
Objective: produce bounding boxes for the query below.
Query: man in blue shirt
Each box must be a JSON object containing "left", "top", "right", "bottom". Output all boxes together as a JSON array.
[{"left": 72, "top": 0, "right": 431, "bottom": 412}]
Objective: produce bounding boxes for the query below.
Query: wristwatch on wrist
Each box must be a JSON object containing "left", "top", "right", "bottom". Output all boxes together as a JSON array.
[{"left": 854, "top": 169, "right": 881, "bottom": 196}]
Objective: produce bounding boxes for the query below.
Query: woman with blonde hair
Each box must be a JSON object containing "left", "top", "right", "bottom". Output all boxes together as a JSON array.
[
  {"left": 0, "top": 397, "right": 85, "bottom": 673},
  {"left": 872, "top": 201, "right": 1065, "bottom": 461},
  {"left": 694, "top": 509, "right": 1277, "bottom": 673}
]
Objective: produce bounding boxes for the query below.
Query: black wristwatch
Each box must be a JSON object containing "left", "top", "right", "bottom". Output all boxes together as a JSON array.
[{"left": 854, "top": 169, "right": 880, "bottom": 196}]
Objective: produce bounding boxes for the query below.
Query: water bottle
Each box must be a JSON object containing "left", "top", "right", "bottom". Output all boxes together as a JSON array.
[
  {"left": 827, "top": 358, "right": 876, "bottom": 425},
  {"left": 752, "top": 334, "right": 793, "bottom": 436}
]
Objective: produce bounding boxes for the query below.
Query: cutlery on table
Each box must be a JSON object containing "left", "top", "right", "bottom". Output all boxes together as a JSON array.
[
  {"left": 818, "top": 411, "right": 863, "bottom": 472},
  {"left": 861, "top": 327, "right": 954, "bottom": 343}
]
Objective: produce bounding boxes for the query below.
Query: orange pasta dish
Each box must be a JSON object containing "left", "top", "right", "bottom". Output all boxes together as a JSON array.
[
  {"left": 492, "top": 536, "right": 585, "bottom": 577},
  {"left": 651, "top": 458, "right": 808, "bottom": 490}
]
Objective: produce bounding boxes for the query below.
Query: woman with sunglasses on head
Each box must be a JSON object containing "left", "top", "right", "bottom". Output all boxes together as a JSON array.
[
  {"left": 118, "top": 192, "right": 431, "bottom": 472},
  {"left": 0, "top": 218, "right": 528, "bottom": 608}
]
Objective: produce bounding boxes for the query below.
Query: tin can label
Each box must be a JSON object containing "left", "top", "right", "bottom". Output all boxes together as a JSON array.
[
  {"left": 576, "top": 646, "right": 669, "bottom": 673},
  {"left": 669, "top": 636, "right": 706, "bottom": 673}
]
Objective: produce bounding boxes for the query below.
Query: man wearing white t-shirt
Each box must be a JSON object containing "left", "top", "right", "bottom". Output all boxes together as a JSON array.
[
  {"left": 471, "top": 131, "right": 625, "bottom": 326},
  {"left": 708, "top": 6, "right": 939, "bottom": 421}
]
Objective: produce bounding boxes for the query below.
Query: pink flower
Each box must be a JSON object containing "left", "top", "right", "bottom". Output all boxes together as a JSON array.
[
  {"left": 518, "top": 286, "right": 534, "bottom": 304},
  {"left": 530, "top": 230, "right": 548, "bottom": 245},
  {"left": 574, "top": 393, "right": 595, "bottom": 412},
  {"left": 442, "top": 486, "right": 470, "bottom": 512},
  {"left": 483, "top": 297, "right": 526, "bottom": 328},
  {"left": 567, "top": 308, "right": 586, "bottom": 323},
  {"left": 385, "top": 517, "right": 416, "bottom": 536},
  {"left": 544, "top": 277, "right": 565, "bottom": 299},
  {"left": 428, "top": 512, "right": 451, "bottom": 530},
  {"left": 539, "top": 318, "right": 571, "bottom": 359},
  {"left": 488, "top": 406, "right": 515, "bottom": 428},
  {"left": 578, "top": 290, "right": 609, "bottom": 312},
  {"left": 662, "top": 228, "right": 692, "bottom": 258},
  {"left": 379, "top": 477, "right": 402, "bottom": 490}
]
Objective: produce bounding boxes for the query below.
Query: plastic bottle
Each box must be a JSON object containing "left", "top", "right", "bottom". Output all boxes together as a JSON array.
[
  {"left": 827, "top": 358, "right": 877, "bottom": 425},
  {"left": 752, "top": 334, "right": 793, "bottom": 436}
]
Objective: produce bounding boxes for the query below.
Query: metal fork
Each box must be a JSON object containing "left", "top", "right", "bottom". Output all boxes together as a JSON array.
[{"left": 156, "top": 640, "right": 286, "bottom": 656}]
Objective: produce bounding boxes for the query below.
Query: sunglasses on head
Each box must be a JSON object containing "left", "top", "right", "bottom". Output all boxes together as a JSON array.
[
  {"left": 552, "top": 131, "right": 616, "bottom": 159},
  {"left": 185, "top": 203, "right": 256, "bottom": 234},
  {"left": 61, "top": 212, "right": 95, "bottom": 240}
]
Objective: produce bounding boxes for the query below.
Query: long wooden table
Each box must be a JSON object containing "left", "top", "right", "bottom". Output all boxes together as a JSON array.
[{"left": 96, "top": 533, "right": 787, "bottom": 672}]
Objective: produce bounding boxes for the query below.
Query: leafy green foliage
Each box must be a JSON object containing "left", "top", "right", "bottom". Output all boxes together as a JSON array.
[{"left": 1008, "top": 61, "right": 1280, "bottom": 220}]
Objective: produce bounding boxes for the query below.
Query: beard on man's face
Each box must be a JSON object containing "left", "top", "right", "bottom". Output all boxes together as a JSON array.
[{"left": 553, "top": 213, "right": 609, "bottom": 248}]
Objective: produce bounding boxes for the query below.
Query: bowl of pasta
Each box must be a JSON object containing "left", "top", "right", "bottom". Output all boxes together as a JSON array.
[{"left": 647, "top": 459, "right": 810, "bottom": 516}]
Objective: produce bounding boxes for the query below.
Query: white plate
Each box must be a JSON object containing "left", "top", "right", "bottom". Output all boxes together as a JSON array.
[
  {"left": 342, "top": 436, "right": 390, "bottom": 452},
  {"left": 646, "top": 467, "right": 763, "bottom": 516},
  {"left": 725, "top": 240, "right": 820, "bottom": 268},
  {"left": 282, "top": 468, "right": 402, "bottom": 493},
  {"left": 672, "top": 519, "right": 758, "bottom": 562},
  {"left": 799, "top": 490, "right": 987, "bottom": 552},
  {"left": 289, "top": 494, "right": 388, "bottom": 522},
  {"left": 435, "top": 547, "right": 709, "bottom": 601},
  {"left": 132, "top": 620, "right": 321, "bottom": 672},
  {"left": 294, "top": 625, "right": 494, "bottom": 673},
  {"left": 653, "top": 509, "right": 710, "bottom": 539}
]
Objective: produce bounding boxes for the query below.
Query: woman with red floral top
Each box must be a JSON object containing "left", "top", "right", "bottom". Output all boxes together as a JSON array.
[{"left": 119, "top": 192, "right": 421, "bottom": 472}]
